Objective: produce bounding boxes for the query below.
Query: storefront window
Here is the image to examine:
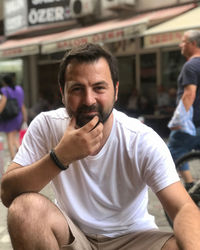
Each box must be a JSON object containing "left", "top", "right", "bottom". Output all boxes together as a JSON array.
[
  {"left": 116, "top": 56, "right": 136, "bottom": 111},
  {"left": 140, "top": 53, "right": 156, "bottom": 114},
  {"left": 38, "top": 63, "right": 63, "bottom": 109},
  {"left": 0, "top": 59, "right": 23, "bottom": 86},
  {"left": 162, "top": 50, "right": 185, "bottom": 89}
]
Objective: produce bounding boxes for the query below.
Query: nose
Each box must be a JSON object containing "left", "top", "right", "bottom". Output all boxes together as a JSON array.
[{"left": 83, "top": 89, "right": 96, "bottom": 106}]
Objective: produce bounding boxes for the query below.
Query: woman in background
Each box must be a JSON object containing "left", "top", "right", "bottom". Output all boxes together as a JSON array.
[
  {"left": 0, "top": 90, "right": 6, "bottom": 113},
  {"left": 0, "top": 90, "right": 6, "bottom": 178},
  {"left": 0, "top": 75, "right": 27, "bottom": 159}
]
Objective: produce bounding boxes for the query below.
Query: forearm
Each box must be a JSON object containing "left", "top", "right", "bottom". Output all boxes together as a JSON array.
[
  {"left": 173, "top": 203, "right": 200, "bottom": 249},
  {"left": 1, "top": 116, "right": 103, "bottom": 207},
  {"left": 181, "top": 85, "right": 196, "bottom": 111},
  {"left": 181, "top": 95, "right": 194, "bottom": 111},
  {"left": 1, "top": 154, "right": 61, "bottom": 207},
  {"left": 21, "top": 104, "right": 28, "bottom": 122},
  {"left": 0, "top": 95, "right": 7, "bottom": 113}
]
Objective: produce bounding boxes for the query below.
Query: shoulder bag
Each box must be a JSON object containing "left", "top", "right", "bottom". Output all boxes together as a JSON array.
[{"left": 0, "top": 88, "right": 20, "bottom": 121}]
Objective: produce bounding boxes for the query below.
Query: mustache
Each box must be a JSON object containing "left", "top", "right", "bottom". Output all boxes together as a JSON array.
[
  {"left": 77, "top": 104, "right": 99, "bottom": 113},
  {"left": 75, "top": 104, "right": 102, "bottom": 128}
]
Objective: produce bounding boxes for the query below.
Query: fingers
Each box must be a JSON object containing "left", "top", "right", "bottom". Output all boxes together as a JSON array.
[
  {"left": 74, "top": 116, "right": 103, "bottom": 155},
  {"left": 80, "top": 117, "right": 103, "bottom": 142},
  {"left": 59, "top": 116, "right": 103, "bottom": 161},
  {"left": 80, "top": 116, "right": 100, "bottom": 132},
  {"left": 170, "top": 126, "right": 181, "bottom": 130},
  {"left": 68, "top": 116, "right": 99, "bottom": 132},
  {"left": 67, "top": 117, "right": 76, "bottom": 131}
]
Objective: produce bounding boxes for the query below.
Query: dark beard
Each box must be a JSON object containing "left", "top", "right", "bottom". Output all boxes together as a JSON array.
[{"left": 75, "top": 104, "right": 113, "bottom": 128}]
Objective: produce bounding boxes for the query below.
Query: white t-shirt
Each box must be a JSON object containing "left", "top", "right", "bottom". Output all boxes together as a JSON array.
[{"left": 14, "top": 108, "right": 179, "bottom": 237}]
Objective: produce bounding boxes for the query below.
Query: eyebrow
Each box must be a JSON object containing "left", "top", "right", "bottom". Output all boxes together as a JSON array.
[
  {"left": 93, "top": 81, "right": 109, "bottom": 87},
  {"left": 67, "top": 81, "right": 109, "bottom": 89}
]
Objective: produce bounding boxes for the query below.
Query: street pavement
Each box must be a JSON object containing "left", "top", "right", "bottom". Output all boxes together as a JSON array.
[{"left": 0, "top": 133, "right": 172, "bottom": 250}]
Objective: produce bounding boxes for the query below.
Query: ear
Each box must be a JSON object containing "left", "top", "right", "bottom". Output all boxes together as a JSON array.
[
  {"left": 59, "top": 85, "right": 63, "bottom": 96},
  {"left": 193, "top": 40, "right": 197, "bottom": 47},
  {"left": 115, "top": 82, "right": 119, "bottom": 101},
  {"left": 59, "top": 85, "right": 65, "bottom": 105},
  {"left": 62, "top": 96, "right": 65, "bottom": 105}
]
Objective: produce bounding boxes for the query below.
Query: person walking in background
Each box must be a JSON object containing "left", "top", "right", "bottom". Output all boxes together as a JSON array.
[
  {"left": 28, "top": 92, "right": 50, "bottom": 124},
  {"left": 1, "top": 43, "right": 200, "bottom": 250},
  {"left": 126, "top": 87, "right": 140, "bottom": 117},
  {"left": 155, "top": 85, "right": 170, "bottom": 115},
  {"left": 0, "top": 90, "right": 7, "bottom": 178},
  {"left": 168, "top": 30, "right": 200, "bottom": 190},
  {"left": 0, "top": 89, "right": 7, "bottom": 113},
  {"left": 0, "top": 75, "right": 27, "bottom": 159},
  {"left": 166, "top": 87, "right": 177, "bottom": 115}
]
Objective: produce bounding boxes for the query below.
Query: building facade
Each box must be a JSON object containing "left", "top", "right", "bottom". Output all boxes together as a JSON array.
[{"left": 0, "top": 0, "right": 199, "bottom": 121}]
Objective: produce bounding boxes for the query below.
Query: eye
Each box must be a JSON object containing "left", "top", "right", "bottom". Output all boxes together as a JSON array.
[
  {"left": 94, "top": 85, "right": 106, "bottom": 92},
  {"left": 96, "top": 86, "right": 104, "bottom": 90},
  {"left": 70, "top": 86, "right": 83, "bottom": 93},
  {"left": 72, "top": 87, "right": 81, "bottom": 91}
]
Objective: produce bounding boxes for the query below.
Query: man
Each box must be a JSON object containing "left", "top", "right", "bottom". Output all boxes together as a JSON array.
[
  {"left": 1, "top": 43, "right": 200, "bottom": 250},
  {"left": 168, "top": 30, "right": 200, "bottom": 190}
]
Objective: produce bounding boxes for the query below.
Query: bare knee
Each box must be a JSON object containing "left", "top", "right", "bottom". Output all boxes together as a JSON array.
[
  {"left": 8, "top": 192, "right": 67, "bottom": 225},
  {"left": 162, "top": 236, "right": 180, "bottom": 250},
  {"left": 8, "top": 192, "right": 70, "bottom": 248},
  {"left": 8, "top": 193, "right": 50, "bottom": 231},
  {"left": 9, "top": 193, "right": 48, "bottom": 220}
]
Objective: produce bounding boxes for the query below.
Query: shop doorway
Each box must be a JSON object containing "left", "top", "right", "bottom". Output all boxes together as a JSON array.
[
  {"left": 116, "top": 56, "right": 136, "bottom": 112},
  {"left": 38, "top": 63, "right": 63, "bottom": 110},
  {"left": 140, "top": 53, "right": 156, "bottom": 115}
]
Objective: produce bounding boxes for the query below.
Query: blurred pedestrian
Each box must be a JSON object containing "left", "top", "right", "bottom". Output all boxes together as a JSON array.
[
  {"left": 155, "top": 85, "right": 170, "bottom": 115},
  {"left": 0, "top": 75, "right": 27, "bottom": 159},
  {"left": 126, "top": 87, "right": 140, "bottom": 117},
  {"left": 166, "top": 87, "right": 177, "bottom": 115},
  {"left": 0, "top": 89, "right": 6, "bottom": 178},
  {"left": 28, "top": 92, "right": 50, "bottom": 124},
  {"left": 0, "top": 89, "right": 7, "bottom": 113},
  {"left": 168, "top": 30, "right": 200, "bottom": 190}
]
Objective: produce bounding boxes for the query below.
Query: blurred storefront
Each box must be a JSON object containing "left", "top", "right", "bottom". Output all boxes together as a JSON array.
[
  {"left": 140, "top": 5, "right": 200, "bottom": 136},
  {"left": 0, "top": 0, "right": 197, "bottom": 114},
  {"left": 143, "top": 5, "right": 200, "bottom": 97}
]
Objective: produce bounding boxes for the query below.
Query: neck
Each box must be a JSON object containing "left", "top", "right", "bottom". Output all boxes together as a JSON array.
[{"left": 188, "top": 50, "right": 200, "bottom": 60}]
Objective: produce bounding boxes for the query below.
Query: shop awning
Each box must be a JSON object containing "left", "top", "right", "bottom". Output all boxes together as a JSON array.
[
  {"left": 0, "top": 35, "right": 45, "bottom": 58},
  {"left": 0, "top": 3, "right": 195, "bottom": 58},
  {"left": 144, "top": 6, "right": 200, "bottom": 48},
  {"left": 41, "top": 19, "right": 147, "bottom": 54},
  {"left": 41, "top": 4, "right": 196, "bottom": 54}
]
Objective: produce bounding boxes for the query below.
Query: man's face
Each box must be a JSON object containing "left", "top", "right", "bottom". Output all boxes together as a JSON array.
[
  {"left": 63, "top": 57, "right": 118, "bottom": 127},
  {"left": 179, "top": 33, "right": 194, "bottom": 58}
]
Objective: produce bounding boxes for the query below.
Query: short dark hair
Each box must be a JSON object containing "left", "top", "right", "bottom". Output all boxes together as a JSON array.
[
  {"left": 2, "top": 74, "right": 15, "bottom": 89},
  {"left": 58, "top": 43, "right": 119, "bottom": 92}
]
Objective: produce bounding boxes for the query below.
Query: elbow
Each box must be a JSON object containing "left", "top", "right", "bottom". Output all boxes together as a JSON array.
[
  {"left": 0, "top": 177, "right": 14, "bottom": 207},
  {"left": 0, "top": 192, "right": 11, "bottom": 208}
]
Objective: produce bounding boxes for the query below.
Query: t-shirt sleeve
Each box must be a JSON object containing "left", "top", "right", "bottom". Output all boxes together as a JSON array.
[
  {"left": 137, "top": 129, "right": 180, "bottom": 193},
  {"left": 13, "top": 113, "right": 52, "bottom": 166},
  {"left": 1, "top": 87, "right": 7, "bottom": 97},
  {"left": 182, "top": 61, "right": 199, "bottom": 86}
]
